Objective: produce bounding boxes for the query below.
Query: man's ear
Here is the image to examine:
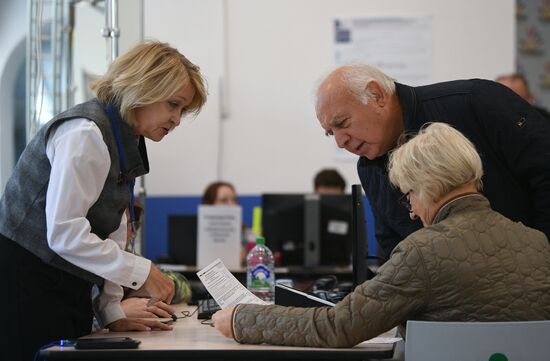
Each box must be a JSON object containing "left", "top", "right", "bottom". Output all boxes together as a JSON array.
[{"left": 365, "top": 81, "right": 387, "bottom": 106}]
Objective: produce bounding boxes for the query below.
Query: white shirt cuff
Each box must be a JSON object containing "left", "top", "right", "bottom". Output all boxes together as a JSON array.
[
  {"left": 93, "top": 282, "right": 126, "bottom": 328},
  {"left": 121, "top": 255, "right": 151, "bottom": 290},
  {"left": 97, "top": 303, "right": 126, "bottom": 328}
]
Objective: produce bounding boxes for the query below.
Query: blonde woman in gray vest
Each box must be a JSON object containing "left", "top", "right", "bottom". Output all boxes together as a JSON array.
[{"left": 0, "top": 41, "right": 207, "bottom": 361}]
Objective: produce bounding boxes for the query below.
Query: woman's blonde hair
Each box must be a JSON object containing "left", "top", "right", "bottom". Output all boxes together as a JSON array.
[
  {"left": 91, "top": 40, "right": 207, "bottom": 125},
  {"left": 388, "top": 123, "right": 483, "bottom": 205}
]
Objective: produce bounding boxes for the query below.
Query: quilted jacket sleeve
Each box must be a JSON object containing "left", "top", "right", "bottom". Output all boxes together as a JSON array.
[{"left": 233, "top": 239, "right": 430, "bottom": 348}]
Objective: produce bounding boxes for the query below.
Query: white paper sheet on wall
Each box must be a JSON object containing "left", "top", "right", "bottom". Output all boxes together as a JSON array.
[{"left": 332, "top": 16, "right": 433, "bottom": 161}]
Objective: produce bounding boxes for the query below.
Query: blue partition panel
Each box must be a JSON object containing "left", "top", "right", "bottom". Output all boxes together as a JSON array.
[{"left": 144, "top": 195, "right": 378, "bottom": 263}]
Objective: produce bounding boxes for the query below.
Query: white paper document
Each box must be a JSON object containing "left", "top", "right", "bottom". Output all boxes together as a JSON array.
[
  {"left": 196, "top": 258, "right": 267, "bottom": 308},
  {"left": 360, "top": 337, "right": 402, "bottom": 344}
]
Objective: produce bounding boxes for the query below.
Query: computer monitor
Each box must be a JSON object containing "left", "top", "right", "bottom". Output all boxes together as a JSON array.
[
  {"left": 261, "top": 193, "right": 353, "bottom": 267},
  {"left": 167, "top": 215, "right": 197, "bottom": 265},
  {"left": 319, "top": 194, "right": 353, "bottom": 265},
  {"left": 261, "top": 194, "right": 305, "bottom": 266},
  {"left": 351, "top": 184, "right": 368, "bottom": 287}
]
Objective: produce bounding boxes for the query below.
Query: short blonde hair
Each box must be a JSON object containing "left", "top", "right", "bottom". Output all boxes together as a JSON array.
[
  {"left": 91, "top": 40, "right": 207, "bottom": 125},
  {"left": 388, "top": 123, "right": 483, "bottom": 204}
]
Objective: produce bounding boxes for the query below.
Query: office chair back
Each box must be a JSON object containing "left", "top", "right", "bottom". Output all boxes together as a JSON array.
[{"left": 405, "top": 320, "right": 550, "bottom": 361}]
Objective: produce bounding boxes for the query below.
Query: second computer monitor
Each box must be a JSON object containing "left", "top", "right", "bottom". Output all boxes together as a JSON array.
[{"left": 261, "top": 193, "right": 353, "bottom": 267}]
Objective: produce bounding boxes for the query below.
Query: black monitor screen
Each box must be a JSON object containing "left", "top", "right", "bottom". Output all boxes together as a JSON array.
[
  {"left": 320, "top": 194, "right": 353, "bottom": 266},
  {"left": 261, "top": 194, "right": 353, "bottom": 267},
  {"left": 168, "top": 215, "right": 197, "bottom": 265},
  {"left": 261, "top": 194, "right": 305, "bottom": 266},
  {"left": 351, "top": 184, "right": 369, "bottom": 286}
]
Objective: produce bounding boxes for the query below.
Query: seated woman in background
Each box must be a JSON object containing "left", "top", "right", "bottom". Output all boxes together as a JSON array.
[
  {"left": 202, "top": 181, "right": 253, "bottom": 265},
  {"left": 202, "top": 181, "right": 239, "bottom": 205},
  {"left": 212, "top": 122, "right": 550, "bottom": 348}
]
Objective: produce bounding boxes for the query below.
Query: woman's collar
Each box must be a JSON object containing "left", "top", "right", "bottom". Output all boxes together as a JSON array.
[{"left": 431, "top": 192, "right": 483, "bottom": 224}]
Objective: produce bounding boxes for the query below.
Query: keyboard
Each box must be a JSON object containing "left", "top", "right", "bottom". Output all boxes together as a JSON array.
[{"left": 197, "top": 298, "right": 221, "bottom": 320}]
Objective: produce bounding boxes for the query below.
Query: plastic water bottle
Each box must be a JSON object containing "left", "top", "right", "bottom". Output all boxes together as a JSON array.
[{"left": 246, "top": 236, "right": 275, "bottom": 303}]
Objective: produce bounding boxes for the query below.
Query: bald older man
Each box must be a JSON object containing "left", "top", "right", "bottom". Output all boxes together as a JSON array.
[{"left": 316, "top": 65, "right": 550, "bottom": 257}]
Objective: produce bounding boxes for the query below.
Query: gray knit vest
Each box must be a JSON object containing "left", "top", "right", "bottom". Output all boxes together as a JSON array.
[{"left": 0, "top": 99, "right": 149, "bottom": 285}]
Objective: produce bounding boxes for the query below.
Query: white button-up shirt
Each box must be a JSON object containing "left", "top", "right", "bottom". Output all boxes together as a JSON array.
[{"left": 45, "top": 118, "right": 151, "bottom": 327}]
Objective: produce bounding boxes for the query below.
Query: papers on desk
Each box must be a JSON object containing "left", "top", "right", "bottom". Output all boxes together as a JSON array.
[
  {"left": 360, "top": 337, "right": 402, "bottom": 344},
  {"left": 197, "top": 258, "right": 267, "bottom": 309}
]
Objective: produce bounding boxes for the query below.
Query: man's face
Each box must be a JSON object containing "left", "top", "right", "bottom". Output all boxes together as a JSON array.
[{"left": 316, "top": 81, "right": 397, "bottom": 160}]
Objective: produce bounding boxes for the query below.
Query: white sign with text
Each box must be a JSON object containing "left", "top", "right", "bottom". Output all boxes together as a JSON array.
[{"left": 196, "top": 205, "right": 242, "bottom": 269}]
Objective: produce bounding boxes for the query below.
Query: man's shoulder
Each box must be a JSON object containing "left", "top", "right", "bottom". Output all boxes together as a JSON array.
[{"left": 412, "top": 79, "right": 494, "bottom": 100}]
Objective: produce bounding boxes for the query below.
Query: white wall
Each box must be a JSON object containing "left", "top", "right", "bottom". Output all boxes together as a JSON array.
[
  {"left": 0, "top": 0, "right": 26, "bottom": 191},
  {"left": 72, "top": 0, "right": 143, "bottom": 104},
  {"left": 142, "top": 0, "right": 514, "bottom": 196},
  {"left": 0, "top": 0, "right": 143, "bottom": 191},
  {"left": 0, "top": 0, "right": 514, "bottom": 196},
  {"left": 143, "top": 0, "right": 225, "bottom": 196}
]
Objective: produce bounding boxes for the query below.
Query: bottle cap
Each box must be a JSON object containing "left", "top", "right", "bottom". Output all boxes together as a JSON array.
[{"left": 256, "top": 236, "right": 266, "bottom": 245}]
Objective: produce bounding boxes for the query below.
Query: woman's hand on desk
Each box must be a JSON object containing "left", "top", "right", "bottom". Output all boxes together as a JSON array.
[
  {"left": 212, "top": 306, "right": 236, "bottom": 339},
  {"left": 141, "top": 264, "right": 175, "bottom": 304},
  {"left": 107, "top": 317, "right": 173, "bottom": 332},
  {"left": 121, "top": 297, "right": 176, "bottom": 319}
]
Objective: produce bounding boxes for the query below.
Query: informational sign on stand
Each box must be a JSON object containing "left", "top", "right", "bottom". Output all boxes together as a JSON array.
[{"left": 196, "top": 205, "right": 242, "bottom": 269}]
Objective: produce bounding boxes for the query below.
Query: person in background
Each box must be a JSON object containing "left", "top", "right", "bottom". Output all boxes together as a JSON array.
[
  {"left": 121, "top": 201, "right": 192, "bottom": 319},
  {"left": 202, "top": 181, "right": 239, "bottom": 205},
  {"left": 496, "top": 73, "right": 550, "bottom": 120},
  {"left": 212, "top": 123, "right": 550, "bottom": 348},
  {"left": 202, "top": 181, "right": 252, "bottom": 264},
  {"left": 0, "top": 40, "right": 207, "bottom": 360},
  {"left": 313, "top": 168, "right": 346, "bottom": 194},
  {"left": 313, "top": 63, "right": 550, "bottom": 259}
]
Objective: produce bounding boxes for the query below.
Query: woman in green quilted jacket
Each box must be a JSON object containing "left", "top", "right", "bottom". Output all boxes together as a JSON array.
[{"left": 212, "top": 122, "right": 550, "bottom": 348}]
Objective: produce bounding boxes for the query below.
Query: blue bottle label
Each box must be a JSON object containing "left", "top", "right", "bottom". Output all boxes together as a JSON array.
[{"left": 251, "top": 264, "right": 271, "bottom": 288}]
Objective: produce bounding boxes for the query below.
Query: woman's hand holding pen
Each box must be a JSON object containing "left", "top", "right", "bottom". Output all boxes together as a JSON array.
[{"left": 142, "top": 264, "right": 175, "bottom": 304}]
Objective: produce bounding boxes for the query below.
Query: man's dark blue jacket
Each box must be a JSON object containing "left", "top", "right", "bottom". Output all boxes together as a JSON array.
[{"left": 358, "top": 79, "right": 550, "bottom": 258}]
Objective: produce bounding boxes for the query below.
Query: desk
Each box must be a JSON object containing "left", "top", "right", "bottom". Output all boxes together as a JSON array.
[
  {"left": 158, "top": 263, "right": 356, "bottom": 289},
  {"left": 41, "top": 304, "right": 397, "bottom": 360},
  {"left": 157, "top": 264, "right": 354, "bottom": 278}
]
